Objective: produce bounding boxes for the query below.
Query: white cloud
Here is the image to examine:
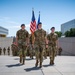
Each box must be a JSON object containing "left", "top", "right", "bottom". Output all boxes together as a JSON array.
[
  {"left": 0, "top": 16, "right": 19, "bottom": 25},
  {"left": 0, "top": 16, "right": 10, "bottom": 20},
  {"left": 3, "top": 17, "right": 10, "bottom": 20},
  {"left": 0, "top": 16, "right": 30, "bottom": 27},
  {"left": 26, "top": 24, "right": 30, "bottom": 27},
  {"left": 6, "top": 20, "right": 19, "bottom": 25},
  {"left": 5, "top": 24, "right": 30, "bottom": 29}
]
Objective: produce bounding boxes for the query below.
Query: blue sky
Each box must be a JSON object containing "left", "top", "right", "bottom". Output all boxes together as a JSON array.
[{"left": 0, "top": 0, "right": 75, "bottom": 36}]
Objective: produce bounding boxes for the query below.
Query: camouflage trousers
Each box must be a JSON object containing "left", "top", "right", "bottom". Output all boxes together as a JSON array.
[
  {"left": 35, "top": 44, "right": 45, "bottom": 63},
  {"left": 29, "top": 44, "right": 35, "bottom": 58},
  {"left": 18, "top": 44, "right": 27, "bottom": 58},
  {"left": 48, "top": 46, "right": 57, "bottom": 62}
]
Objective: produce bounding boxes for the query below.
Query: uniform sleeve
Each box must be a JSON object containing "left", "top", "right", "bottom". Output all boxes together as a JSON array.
[
  {"left": 16, "top": 31, "right": 19, "bottom": 37},
  {"left": 26, "top": 31, "right": 29, "bottom": 38},
  {"left": 44, "top": 31, "right": 46, "bottom": 37},
  {"left": 47, "top": 34, "right": 50, "bottom": 40}
]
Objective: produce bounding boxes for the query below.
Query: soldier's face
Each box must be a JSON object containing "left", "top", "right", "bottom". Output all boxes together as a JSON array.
[
  {"left": 51, "top": 29, "right": 55, "bottom": 33},
  {"left": 21, "top": 26, "right": 25, "bottom": 30},
  {"left": 38, "top": 24, "right": 42, "bottom": 29}
]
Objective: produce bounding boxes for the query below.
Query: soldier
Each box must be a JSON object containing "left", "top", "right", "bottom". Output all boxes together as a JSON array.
[
  {"left": 7, "top": 46, "right": 10, "bottom": 55},
  {"left": 0, "top": 47, "right": 2, "bottom": 55},
  {"left": 11, "top": 42, "right": 18, "bottom": 56},
  {"left": 29, "top": 34, "right": 34, "bottom": 59},
  {"left": 58, "top": 47, "right": 62, "bottom": 55},
  {"left": 46, "top": 27, "right": 59, "bottom": 65},
  {"left": 16, "top": 24, "right": 29, "bottom": 65},
  {"left": 3, "top": 47, "right": 6, "bottom": 55},
  {"left": 34, "top": 22, "right": 46, "bottom": 68}
]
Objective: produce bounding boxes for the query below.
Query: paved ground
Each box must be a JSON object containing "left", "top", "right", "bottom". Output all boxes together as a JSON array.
[{"left": 0, "top": 55, "right": 75, "bottom": 75}]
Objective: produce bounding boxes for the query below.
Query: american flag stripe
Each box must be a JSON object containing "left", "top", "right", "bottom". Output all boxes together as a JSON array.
[{"left": 30, "top": 16, "right": 36, "bottom": 34}]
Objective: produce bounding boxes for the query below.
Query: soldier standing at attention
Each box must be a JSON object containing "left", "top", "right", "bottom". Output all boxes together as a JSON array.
[
  {"left": 46, "top": 27, "right": 59, "bottom": 65},
  {"left": 29, "top": 34, "right": 34, "bottom": 59},
  {"left": 7, "top": 46, "right": 10, "bottom": 55},
  {"left": 58, "top": 47, "right": 62, "bottom": 55},
  {"left": 0, "top": 47, "right": 2, "bottom": 55},
  {"left": 11, "top": 42, "right": 18, "bottom": 56},
  {"left": 16, "top": 24, "right": 29, "bottom": 65},
  {"left": 3, "top": 47, "right": 6, "bottom": 55},
  {"left": 34, "top": 22, "right": 46, "bottom": 68}
]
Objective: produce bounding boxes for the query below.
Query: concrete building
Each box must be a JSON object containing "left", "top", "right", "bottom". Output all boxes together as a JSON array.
[
  {"left": 61, "top": 19, "right": 75, "bottom": 34},
  {"left": 0, "top": 26, "right": 8, "bottom": 37}
]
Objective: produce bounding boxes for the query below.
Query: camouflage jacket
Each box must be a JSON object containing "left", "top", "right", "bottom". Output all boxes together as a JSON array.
[
  {"left": 16, "top": 29, "right": 29, "bottom": 43},
  {"left": 34, "top": 29, "right": 46, "bottom": 45},
  {"left": 47, "top": 33, "right": 58, "bottom": 46}
]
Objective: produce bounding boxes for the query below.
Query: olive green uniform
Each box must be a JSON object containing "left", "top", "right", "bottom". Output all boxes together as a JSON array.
[
  {"left": 34, "top": 29, "right": 46, "bottom": 67},
  {"left": 0, "top": 47, "right": 2, "bottom": 55},
  {"left": 47, "top": 33, "right": 58, "bottom": 65},
  {"left": 58, "top": 47, "right": 62, "bottom": 55},
  {"left": 16, "top": 29, "right": 29, "bottom": 64},
  {"left": 7, "top": 47, "right": 10, "bottom": 55},
  {"left": 3, "top": 47, "right": 6, "bottom": 55},
  {"left": 29, "top": 34, "right": 34, "bottom": 59},
  {"left": 11, "top": 44, "right": 18, "bottom": 56}
]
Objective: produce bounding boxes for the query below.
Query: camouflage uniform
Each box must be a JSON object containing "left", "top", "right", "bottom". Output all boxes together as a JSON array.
[
  {"left": 0, "top": 47, "right": 2, "bottom": 55},
  {"left": 58, "top": 47, "right": 62, "bottom": 55},
  {"left": 7, "top": 47, "right": 10, "bottom": 55},
  {"left": 29, "top": 34, "right": 34, "bottom": 59},
  {"left": 3, "top": 47, "right": 6, "bottom": 55},
  {"left": 11, "top": 44, "right": 18, "bottom": 56},
  {"left": 34, "top": 29, "right": 46, "bottom": 67},
  {"left": 16, "top": 29, "right": 29, "bottom": 64},
  {"left": 47, "top": 33, "right": 58, "bottom": 65}
]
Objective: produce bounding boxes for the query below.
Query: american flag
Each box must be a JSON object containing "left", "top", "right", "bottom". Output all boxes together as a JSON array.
[{"left": 30, "top": 10, "right": 36, "bottom": 34}]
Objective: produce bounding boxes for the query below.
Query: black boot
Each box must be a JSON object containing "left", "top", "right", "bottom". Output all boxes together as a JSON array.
[
  {"left": 39, "top": 62, "right": 42, "bottom": 68},
  {"left": 20, "top": 56, "right": 22, "bottom": 63},
  {"left": 50, "top": 60, "right": 54, "bottom": 65},
  {"left": 35, "top": 60, "right": 38, "bottom": 67},
  {"left": 22, "top": 57, "right": 25, "bottom": 65}
]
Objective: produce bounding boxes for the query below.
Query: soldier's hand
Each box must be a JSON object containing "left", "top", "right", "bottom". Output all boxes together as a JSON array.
[{"left": 46, "top": 45, "right": 48, "bottom": 48}]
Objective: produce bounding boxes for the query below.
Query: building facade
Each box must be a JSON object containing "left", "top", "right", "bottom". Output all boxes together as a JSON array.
[
  {"left": 61, "top": 19, "right": 75, "bottom": 34},
  {"left": 0, "top": 26, "right": 8, "bottom": 37}
]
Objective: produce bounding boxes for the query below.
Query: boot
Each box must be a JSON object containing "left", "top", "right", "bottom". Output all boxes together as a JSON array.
[
  {"left": 39, "top": 62, "right": 42, "bottom": 68},
  {"left": 22, "top": 57, "right": 25, "bottom": 65},
  {"left": 20, "top": 56, "right": 22, "bottom": 63},
  {"left": 35, "top": 60, "right": 38, "bottom": 67},
  {"left": 50, "top": 60, "right": 54, "bottom": 65}
]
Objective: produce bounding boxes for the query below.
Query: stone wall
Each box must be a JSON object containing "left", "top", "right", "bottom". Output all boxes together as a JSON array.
[
  {"left": 0, "top": 37, "right": 75, "bottom": 56},
  {"left": 59, "top": 37, "right": 75, "bottom": 55},
  {"left": 0, "top": 37, "right": 13, "bottom": 55}
]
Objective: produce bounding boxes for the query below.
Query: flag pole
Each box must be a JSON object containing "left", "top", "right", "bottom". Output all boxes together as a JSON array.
[{"left": 31, "top": 8, "right": 35, "bottom": 45}]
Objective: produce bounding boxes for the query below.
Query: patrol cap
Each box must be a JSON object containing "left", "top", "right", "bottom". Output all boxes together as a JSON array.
[
  {"left": 38, "top": 22, "right": 42, "bottom": 25},
  {"left": 21, "top": 24, "right": 25, "bottom": 27},
  {"left": 50, "top": 27, "right": 55, "bottom": 30}
]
